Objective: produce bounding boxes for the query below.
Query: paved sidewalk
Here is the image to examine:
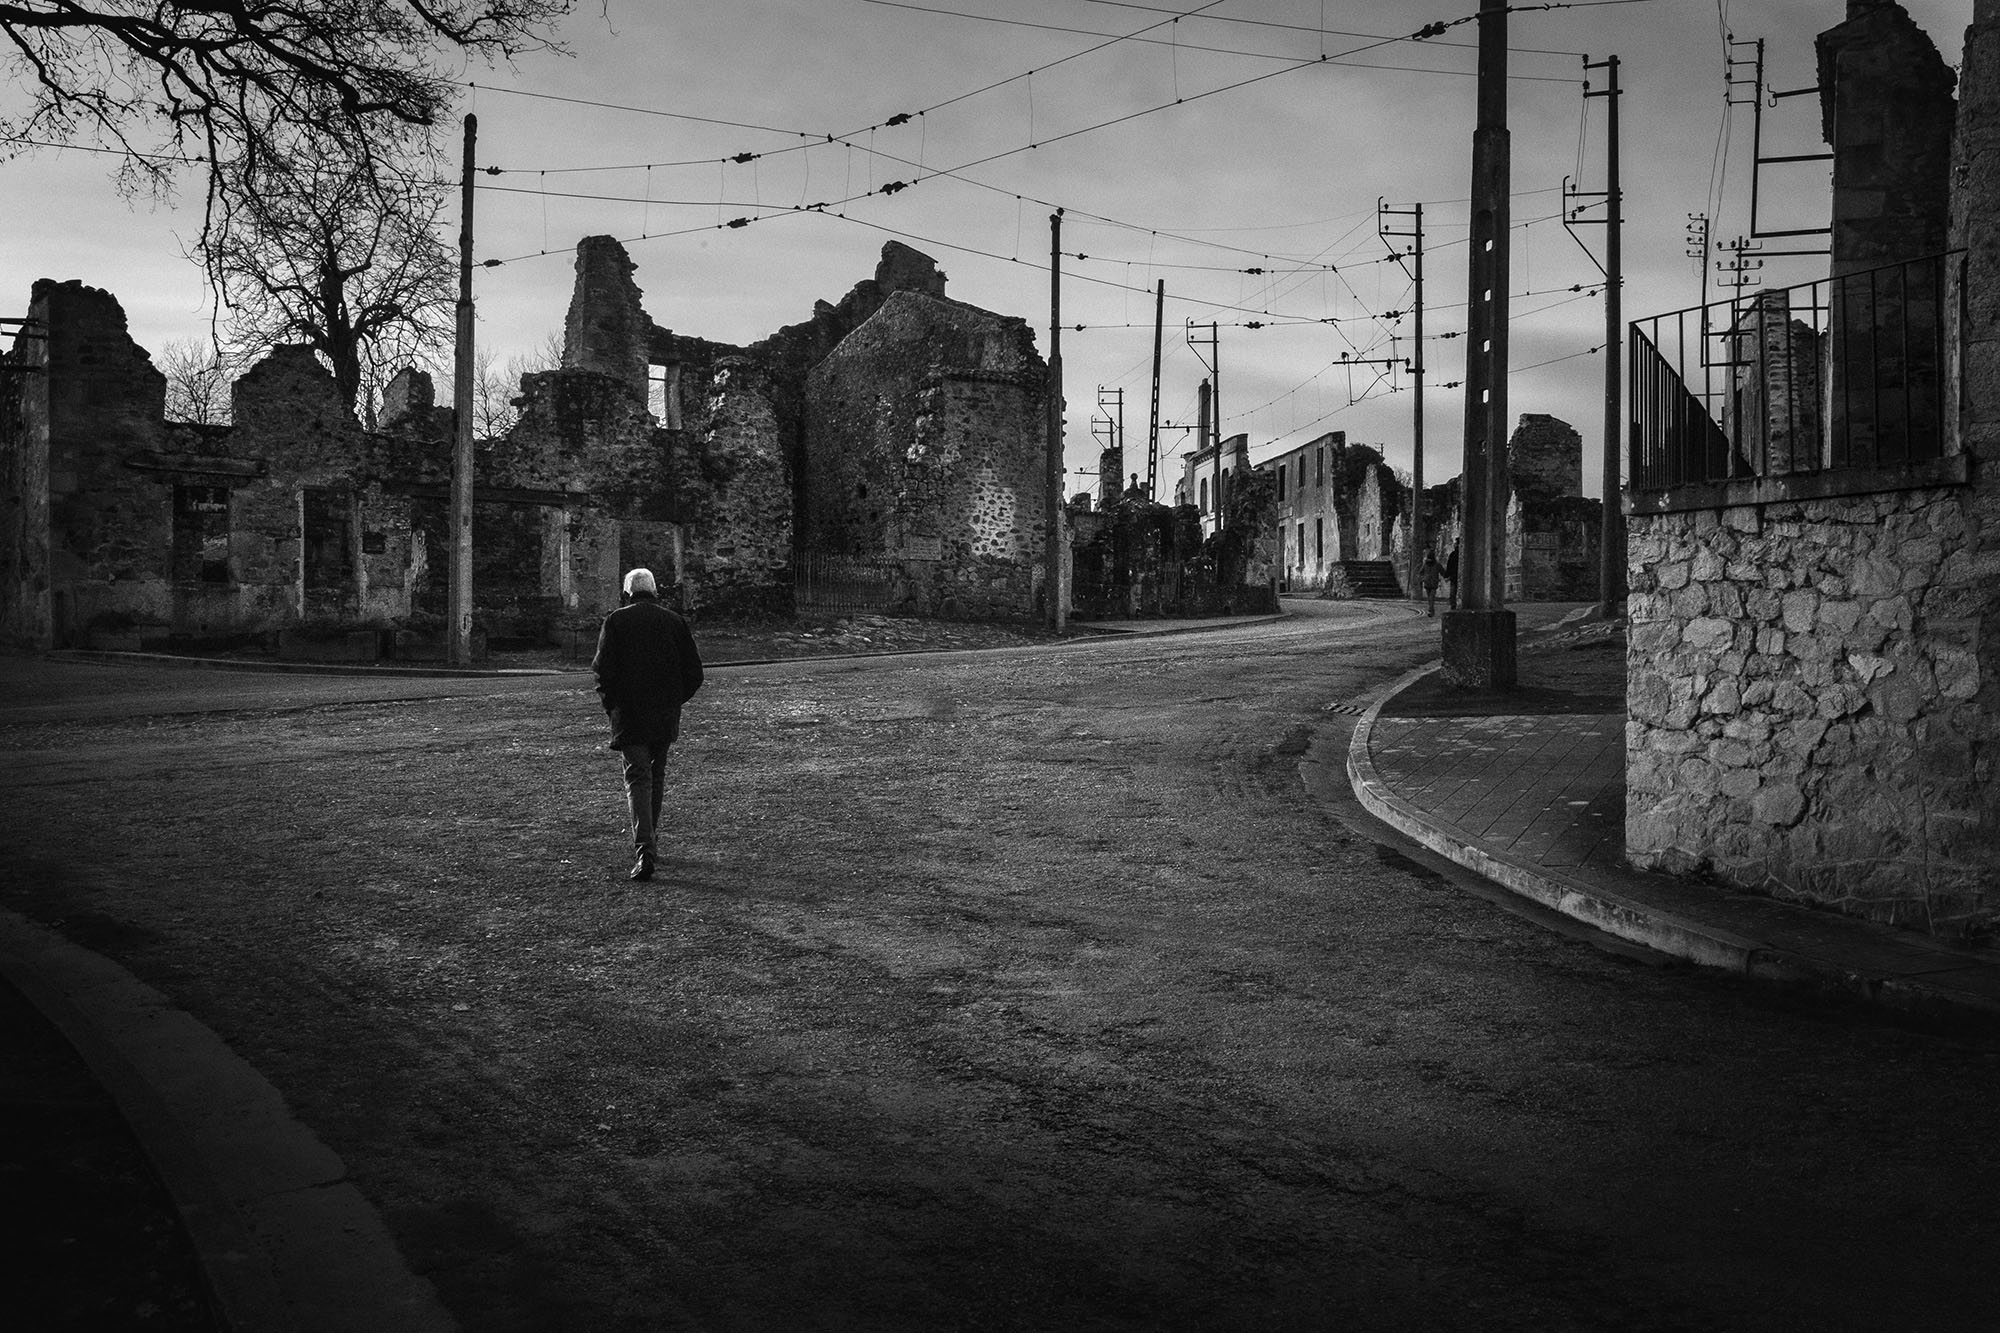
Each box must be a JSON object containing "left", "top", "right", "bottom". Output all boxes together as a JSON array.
[{"left": 1347, "top": 629, "right": 2000, "bottom": 1030}]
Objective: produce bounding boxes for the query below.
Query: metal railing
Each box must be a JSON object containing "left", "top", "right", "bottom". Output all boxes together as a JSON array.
[
  {"left": 1629, "top": 251, "right": 1962, "bottom": 490},
  {"left": 793, "top": 551, "right": 905, "bottom": 613}
]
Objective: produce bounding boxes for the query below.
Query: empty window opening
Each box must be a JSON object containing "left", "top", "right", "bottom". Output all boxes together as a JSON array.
[{"left": 173, "top": 484, "right": 231, "bottom": 584}]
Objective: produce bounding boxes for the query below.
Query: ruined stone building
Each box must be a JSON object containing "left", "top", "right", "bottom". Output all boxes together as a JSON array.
[
  {"left": 1503, "top": 413, "right": 1602, "bottom": 602},
  {"left": 0, "top": 237, "right": 1054, "bottom": 652},
  {"left": 1622, "top": 0, "right": 1999, "bottom": 935},
  {"left": 1259, "top": 432, "right": 1399, "bottom": 594},
  {"left": 1172, "top": 430, "right": 1251, "bottom": 535},
  {"left": 1250, "top": 418, "right": 1597, "bottom": 601},
  {"left": 1069, "top": 439, "right": 1280, "bottom": 618}
]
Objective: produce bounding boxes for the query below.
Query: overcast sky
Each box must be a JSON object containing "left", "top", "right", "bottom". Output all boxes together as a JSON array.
[{"left": 0, "top": 0, "right": 1973, "bottom": 497}]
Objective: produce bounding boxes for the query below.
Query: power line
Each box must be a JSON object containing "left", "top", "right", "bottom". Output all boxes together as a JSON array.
[{"left": 857, "top": 0, "right": 1590, "bottom": 79}]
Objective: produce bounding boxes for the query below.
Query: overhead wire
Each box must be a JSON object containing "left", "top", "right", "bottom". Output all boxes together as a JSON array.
[{"left": 462, "top": 2, "right": 1625, "bottom": 443}]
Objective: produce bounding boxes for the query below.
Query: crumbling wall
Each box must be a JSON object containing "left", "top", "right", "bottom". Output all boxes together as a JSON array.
[
  {"left": 1819, "top": 1, "right": 1957, "bottom": 466},
  {"left": 563, "top": 235, "right": 651, "bottom": 396},
  {"left": 1819, "top": 0, "right": 1957, "bottom": 275},
  {"left": 1357, "top": 463, "right": 1402, "bottom": 560},
  {"left": 1508, "top": 413, "right": 1582, "bottom": 503},
  {"left": 5, "top": 232, "right": 1055, "bottom": 649},
  {"left": 1507, "top": 492, "right": 1602, "bottom": 602},
  {"left": 1502, "top": 413, "right": 1600, "bottom": 601},
  {"left": 10, "top": 281, "right": 171, "bottom": 645},
  {"left": 676, "top": 355, "right": 792, "bottom": 616},
  {"left": 805, "top": 289, "right": 1047, "bottom": 619}
]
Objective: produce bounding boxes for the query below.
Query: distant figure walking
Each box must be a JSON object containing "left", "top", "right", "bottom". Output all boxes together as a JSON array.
[
  {"left": 1445, "top": 542, "right": 1460, "bottom": 611},
  {"left": 592, "top": 569, "right": 705, "bottom": 882},
  {"left": 1420, "top": 548, "right": 1443, "bottom": 617}
]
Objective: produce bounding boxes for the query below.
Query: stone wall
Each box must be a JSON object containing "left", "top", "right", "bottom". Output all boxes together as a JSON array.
[
  {"left": 3, "top": 233, "right": 1057, "bottom": 647},
  {"left": 1625, "top": 488, "right": 1993, "bottom": 931},
  {"left": 1818, "top": 1, "right": 1956, "bottom": 275},
  {"left": 804, "top": 290, "right": 1047, "bottom": 619},
  {"left": 0, "top": 273, "right": 680, "bottom": 651},
  {"left": 1508, "top": 413, "right": 1582, "bottom": 503},
  {"left": 1357, "top": 463, "right": 1401, "bottom": 560},
  {"left": 1623, "top": 0, "right": 1998, "bottom": 938}
]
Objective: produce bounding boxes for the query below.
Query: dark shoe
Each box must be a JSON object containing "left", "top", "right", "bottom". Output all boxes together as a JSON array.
[{"left": 629, "top": 847, "right": 655, "bottom": 882}]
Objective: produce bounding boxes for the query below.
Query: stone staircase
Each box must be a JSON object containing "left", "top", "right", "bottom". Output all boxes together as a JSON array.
[{"left": 1327, "top": 560, "right": 1406, "bottom": 600}]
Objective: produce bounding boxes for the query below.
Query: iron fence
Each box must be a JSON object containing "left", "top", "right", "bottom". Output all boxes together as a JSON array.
[
  {"left": 793, "top": 551, "right": 906, "bottom": 613},
  {"left": 1629, "top": 251, "right": 1963, "bottom": 490}
]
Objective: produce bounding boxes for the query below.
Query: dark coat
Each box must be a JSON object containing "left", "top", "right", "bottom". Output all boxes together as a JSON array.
[{"left": 590, "top": 596, "right": 705, "bottom": 749}]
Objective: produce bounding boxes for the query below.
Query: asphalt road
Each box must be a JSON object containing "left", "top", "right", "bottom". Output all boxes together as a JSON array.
[{"left": 3, "top": 603, "right": 1998, "bottom": 1332}]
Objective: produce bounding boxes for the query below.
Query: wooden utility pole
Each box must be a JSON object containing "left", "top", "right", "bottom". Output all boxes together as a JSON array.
[
  {"left": 1441, "top": 0, "right": 1516, "bottom": 688},
  {"left": 1046, "top": 210, "right": 1066, "bottom": 632},
  {"left": 1587, "top": 55, "right": 1625, "bottom": 618},
  {"left": 1380, "top": 199, "right": 1427, "bottom": 601},
  {"left": 1147, "top": 280, "right": 1164, "bottom": 500},
  {"left": 449, "top": 113, "right": 477, "bottom": 667}
]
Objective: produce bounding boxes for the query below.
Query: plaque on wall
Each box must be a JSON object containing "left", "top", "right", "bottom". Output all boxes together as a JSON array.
[{"left": 904, "top": 535, "right": 943, "bottom": 561}]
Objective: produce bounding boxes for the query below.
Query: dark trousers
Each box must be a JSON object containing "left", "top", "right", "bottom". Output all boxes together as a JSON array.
[{"left": 618, "top": 743, "right": 670, "bottom": 851}]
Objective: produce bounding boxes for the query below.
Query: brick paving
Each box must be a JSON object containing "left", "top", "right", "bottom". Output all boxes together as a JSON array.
[
  {"left": 1368, "top": 711, "right": 1626, "bottom": 872},
  {"left": 1350, "top": 625, "right": 2000, "bottom": 1029}
]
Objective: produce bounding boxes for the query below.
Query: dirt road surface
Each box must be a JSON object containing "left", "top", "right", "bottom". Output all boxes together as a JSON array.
[{"left": 4, "top": 601, "right": 1998, "bottom": 1331}]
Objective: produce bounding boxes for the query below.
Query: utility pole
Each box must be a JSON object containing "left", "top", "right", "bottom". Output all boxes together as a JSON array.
[
  {"left": 1442, "top": 0, "right": 1515, "bottom": 688},
  {"left": 1047, "top": 210, "right": 1066, "bottom": 633},
  {"left": 449, "top": 113, "right": 477, "bottom": 667},
  {"left": 1095, "top": 386, "right": 1125, "bottom": 507},
  {"left": 1586, "top": 54, "right": 1624, "bottom": 618},
  {"left": 1147, "top": 280, "right": 1165, "bottom": 500},
  {"left": 1379, "top": 198, "right": 1427, "bottom": 601},
  {"left": 1196, "top": 378, "right": 1213, "bottom": 529},
  {"left": 1685, "top": 213, "right": 1712, "bottom": 308},
  {"left": 1716, "top": 235, "right": 1765, "bottom": 292},
  {"left": 1187, "top": 321, "right": 1221, "bottom": 533}
]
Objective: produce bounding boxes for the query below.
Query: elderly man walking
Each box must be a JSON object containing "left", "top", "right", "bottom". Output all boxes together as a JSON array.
[{"left": 591, "top": 569, "right": 705, "bottom": 881}]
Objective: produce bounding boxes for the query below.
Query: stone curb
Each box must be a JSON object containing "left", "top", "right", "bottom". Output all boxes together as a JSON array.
[
  {"left": 1343, "top": 664, "right": 2000, "bottom": 1030},
  {"left": 0, "top": 909, "right": 458, "bottom": 1333},
  {"left": 49, "top": 649, "right": 561, "bottom": 679}
]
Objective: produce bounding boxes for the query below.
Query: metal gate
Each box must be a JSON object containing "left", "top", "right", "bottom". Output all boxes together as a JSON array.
[{"left": 793, "top": 552, "right": 903, "bottom": 613}]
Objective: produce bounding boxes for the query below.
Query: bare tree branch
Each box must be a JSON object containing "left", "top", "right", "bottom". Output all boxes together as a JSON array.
[
  {"left": 2, "top": 1, "right": 573, "bottom": 269},
  {"left": 206, "top": 125, "right": 454, "bottom": 413}
]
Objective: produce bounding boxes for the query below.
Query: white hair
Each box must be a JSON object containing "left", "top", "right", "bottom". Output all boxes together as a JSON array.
[{"left": 623, "top": 568, "right": 658, "bottom": 596}]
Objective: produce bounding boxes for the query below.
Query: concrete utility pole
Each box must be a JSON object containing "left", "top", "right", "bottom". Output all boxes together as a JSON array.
[
  {"left": 1147, "top": 280, "right": 1164, "bottom": 500},
  {"left": 1441, "top": 0, "right": 1516, "bottom": 688},
  {"left": 1379, "top": 199, "right": 1427, "bottom": 601},
  {"left": 1586, "top": 55, "right": 1625, "bottom": 618},
  {"left": 1195, "top": 378, "right": 1213, "bottom": 530},
  {"left": 449, "top": 113, "right": 477, "bottom": 667},
  {"left": 1047, "top": 210, "right": 1066, "bottom": 633}
]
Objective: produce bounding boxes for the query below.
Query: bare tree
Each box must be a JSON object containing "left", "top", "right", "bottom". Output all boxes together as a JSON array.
[
  {"left": 158, "top": 336, "right": 231, "bottom": 424},
  {"left": 207, "top": 130, "right": 454, "bottom": 416},
  {"left": 455, "top": 333, "right": 564, "bottom": 439},
  {"left": 1, "top": 2, "right": 574, "bottom": 267}
]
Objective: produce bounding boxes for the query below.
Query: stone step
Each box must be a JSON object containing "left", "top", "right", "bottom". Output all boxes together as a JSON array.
[{"left": 1337, "top": 560, "right": 1405, "bottom": 599}]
